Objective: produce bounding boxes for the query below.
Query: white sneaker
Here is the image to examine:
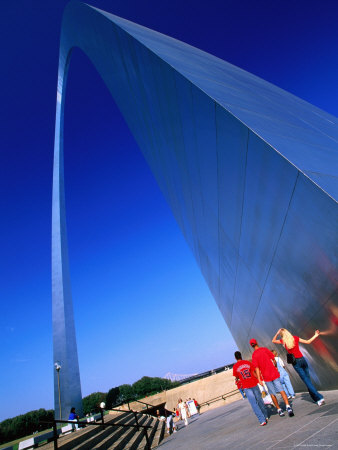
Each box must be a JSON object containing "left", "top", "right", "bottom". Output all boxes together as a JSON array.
[{"left": 317, "top": 398, "right": 325, "bottom": 406}]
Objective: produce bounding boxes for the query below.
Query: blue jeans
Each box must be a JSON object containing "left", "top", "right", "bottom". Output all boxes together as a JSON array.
[
  {"left": 265, "top": 377, "right": 283, "bottom": 396},
  {"left": 244, "top": 385, "right": 267, "bottom": 424},
  {"left": 293, "top": 357, "right": 323, "bottom": 402},
  {"left": 239, "top": 388, "right": 246, "bottom": 399},
  {"left": 280, "top": 372, "right": 295, "bottom": 397}
]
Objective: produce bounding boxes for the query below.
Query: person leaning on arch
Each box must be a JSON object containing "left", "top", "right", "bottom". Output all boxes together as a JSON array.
[{"left": 272, "top": 328, "right": 325, "bottom": 406}]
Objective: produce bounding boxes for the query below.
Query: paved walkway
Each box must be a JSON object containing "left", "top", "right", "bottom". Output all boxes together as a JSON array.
[{"left": 158, "top": 390, "right": 338, "bottom": 449}]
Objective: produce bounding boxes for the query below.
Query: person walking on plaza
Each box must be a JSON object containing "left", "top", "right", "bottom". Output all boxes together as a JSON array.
[
  {"left": 178, "top": 398, "right": 188, "bottom": 426},
  {"left": 272, "top": 328, "right": 325, "bottom": 406},
  {"left": 272, "top": 349, "right": 295, "bottom": 399},
  {"left": 166, "top": 410, "right": 177, "bottom": 434},
  {"left": 233, "top": 351, "right": 268, "bottom": 426},
  {"left": 250, "top": 339, "right": 294, "bottom": 417}
]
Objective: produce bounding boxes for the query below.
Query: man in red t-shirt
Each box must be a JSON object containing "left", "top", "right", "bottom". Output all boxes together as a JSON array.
[
  {"left": 250, "top": 339, "right": 294, "bottom": 417},
  {"left": 233, "top": 351, "right": 267, "bottom": 426}
]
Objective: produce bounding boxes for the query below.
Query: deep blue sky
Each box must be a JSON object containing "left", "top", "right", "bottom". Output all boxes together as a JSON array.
[{"left": 1, "top": 0, "right": 337, "bottom": 421}]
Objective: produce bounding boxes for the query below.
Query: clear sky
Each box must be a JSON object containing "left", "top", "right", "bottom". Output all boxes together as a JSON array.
[{"left": 1, "top": 0, "right": 338, "bottom": 422}]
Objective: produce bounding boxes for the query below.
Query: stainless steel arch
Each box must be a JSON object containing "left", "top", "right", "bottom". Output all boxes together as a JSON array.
[{"left": 53, "top": 1, "right": 338, "bottom": 417}]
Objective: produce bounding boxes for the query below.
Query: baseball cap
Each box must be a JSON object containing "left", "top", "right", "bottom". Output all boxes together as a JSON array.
[{"left": 249, "top": 338, "right": 258, "bottom": 346}]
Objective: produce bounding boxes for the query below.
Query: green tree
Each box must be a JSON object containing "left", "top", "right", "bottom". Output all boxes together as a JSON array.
[
  {"left": 0, "top": 409, "right": 54, "bottom": 445},
  {"left": 106, "top": 387, "right": 120, "bottom": 409},
  {"left": 118, "top": 384, "right": 135, "bottom": 403},
  {"left": 132, "top": 376, "right": 174, "bottom": 398},
  {"left": 82, "top": 392, "right": 107, "bottom": 415},
  {"left": 132, "top": 376, "right": 152, "bottom": 397}
]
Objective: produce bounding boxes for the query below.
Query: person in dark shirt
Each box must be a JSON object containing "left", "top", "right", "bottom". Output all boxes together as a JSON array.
[
  {"left": 68, "top": 407, "right": 79, "bottom": 429},
  {"left": 68, "top": 407, "right": 79, "bottom": 421}
]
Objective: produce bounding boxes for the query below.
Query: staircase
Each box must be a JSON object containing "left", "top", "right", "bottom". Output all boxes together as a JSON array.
[{"left": 42, "top": 411, "right": 165, "bottom": 449}]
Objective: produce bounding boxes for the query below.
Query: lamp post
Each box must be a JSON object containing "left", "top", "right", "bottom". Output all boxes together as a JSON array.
[
  {"left": 99, "top": 402, "right": 105, "bottom": 428},
  {"left": 54, "top": 362, "right": 62, "bottom": 420}
]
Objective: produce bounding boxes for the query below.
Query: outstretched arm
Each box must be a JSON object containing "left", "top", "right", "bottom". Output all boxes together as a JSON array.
[
  {"left": 272, "top": 329, "right": 282, "bottom": 344},
  {"left": 299, "top": 330, "right": 321, "bottom": 344}
]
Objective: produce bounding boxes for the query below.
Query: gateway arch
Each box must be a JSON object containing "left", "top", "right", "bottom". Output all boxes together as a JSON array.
[{"left": 52, "top": 1, "right": 338, "bottom": 418}]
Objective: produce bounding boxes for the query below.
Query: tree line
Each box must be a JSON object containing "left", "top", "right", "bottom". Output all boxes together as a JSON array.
[
  {"left": 0, "top": 376, "right": 178, "bottom": 444},
  {"left": 0, "top": 408, "right": 54, "bottom": 445},
  {"left": 83, "top": 376, "right": 179, "bottom": 415}
]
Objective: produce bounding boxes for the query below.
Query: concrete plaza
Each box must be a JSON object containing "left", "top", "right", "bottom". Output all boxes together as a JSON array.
[{"left": 158, "top": 390, "right": 338, "bottom": 449}]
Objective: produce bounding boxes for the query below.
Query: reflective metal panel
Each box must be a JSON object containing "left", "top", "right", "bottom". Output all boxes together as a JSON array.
[
  {"left": 53, "top": 1, "right": 338, "bottom": 414},
  {"left": 239, "top": 132, "right": 299, "bottom": 288}
]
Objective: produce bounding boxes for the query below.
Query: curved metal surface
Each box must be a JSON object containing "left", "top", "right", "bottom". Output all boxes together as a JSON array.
[{"left": 53, "top": 1, "right": 338, "bottom": 417}]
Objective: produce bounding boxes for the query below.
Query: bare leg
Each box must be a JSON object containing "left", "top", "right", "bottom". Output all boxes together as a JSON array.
[
  {"left": 270, "top": 394, "right": 280, "bottom": 410},
  {"left": 280, "top": 390, "right": 290, "bottom": 407}
]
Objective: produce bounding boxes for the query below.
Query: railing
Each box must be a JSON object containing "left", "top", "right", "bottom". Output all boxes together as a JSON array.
[
  {"left": 199, "top": 388, "right": 239, "bottom": 408},
  {"left": 128, "top": 399, "right": 155, "bottom": 410},
  {"left": 111, "top": 398, "right": 155, "bottom": 411},
  {"left": 40, "top": 409, "right": 152, "bottom": 450},
  {"left": 110, "top": 406, "right": 152, "bottom": 436}
]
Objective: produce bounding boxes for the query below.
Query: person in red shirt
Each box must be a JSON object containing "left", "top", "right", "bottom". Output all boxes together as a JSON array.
[
  {"left": 193, "top": 398, "right": 200, "bottom": 415},
  {"left": 272, "top": 328, "right": 325, "bottom": 406},
  {"left": 233, "top": 351, "right": 268, "bottom": 426},
  {"left": 250, "top": 339, "right": 294, "bottom": 418}
]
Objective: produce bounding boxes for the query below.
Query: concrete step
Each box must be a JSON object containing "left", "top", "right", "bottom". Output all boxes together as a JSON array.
[
  {"left": 124, "top": 416, "right": 155, "bottom": 450},
  {"left": 149, "top": 419, "right": 165, "bottom": 449},
  {"left": 42, "top": 412, "right": 131, "bottom": 450},
  {"left": 42, "top": 422, "right": 100, "bottom": 449},
  {"left": 60, "top": 413, "right": 130, "bottom": 449},
  {"left": 127, "top": 418, "right": 165, "bottom": 450},
  {"left": 70, "top": 413, "right": 137, "bottom": 450},
  {"left": 104, "top": 414, "right": 150, "bottom": 450},
  {"left": 134, "top": 419, "right": 165, "bottom": 449},
  {"left": 40, "top": 412, "right": 161, "bottom": 450}
]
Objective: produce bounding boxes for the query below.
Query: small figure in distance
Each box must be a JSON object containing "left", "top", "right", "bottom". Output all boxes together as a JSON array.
[
  {"left": 250, "top": 339, "right": 294, "bottom": 418},
  {"left": 272, "top": 350, "right": 295, "bottom": 399},
  {"left": 177, "top": 398, "right": 188, "bottom": 426},
  {"left": 233, "top": 351, "right": 268, "bottom": 426},
  {"left": 272, "top": 328, "right": 325, "bottom": 406},
  {"left": 193, "top": 398, "right": 200, "bottom": 415},
  {"left": 186, "top": 398, "right": 191, "bottom": 418},
  {"left": 166, "top": 410, "right": 177, "bottom": 434},
  {"left": 172, "top": 409, "right": 177, "bottom": 433},
  {"left": 156, "top": 410, "right": 165, "bottom": 421},
  {"left": 68, "top": 407, "right": 79, "bottom": 430}
]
